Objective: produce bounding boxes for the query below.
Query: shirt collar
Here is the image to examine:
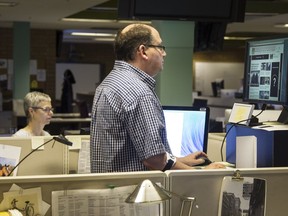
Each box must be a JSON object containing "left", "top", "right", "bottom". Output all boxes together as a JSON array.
[{"left": 115, "top": 60, "right": 156, "bottom": 89}]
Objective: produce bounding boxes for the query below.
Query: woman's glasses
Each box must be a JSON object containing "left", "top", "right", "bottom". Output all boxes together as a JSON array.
[{"left": 32, "top": 106, "right": 54, "bottom": 113}]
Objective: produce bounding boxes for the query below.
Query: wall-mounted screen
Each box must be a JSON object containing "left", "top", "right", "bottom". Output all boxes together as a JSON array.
[{"left": 118, "top": 0, "right": 246, "bottom": 23}]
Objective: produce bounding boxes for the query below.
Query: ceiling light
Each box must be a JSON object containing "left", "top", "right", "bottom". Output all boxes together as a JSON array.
[
  {"left": 0, "top": 2, "right": 18, "bottom": 7},
  {"left": 224, "top": 36, "right": 254, "bottom": 41},
  {"left": 71, "top": 32, "right": 116, "bottom": 37},
  {"left": 118, "top": 20, "right": 152, "bottom": 24},
  {"left": 62, "top": 18, "right": 117, "bottom": 23},
  {"left": 62, "top": 18, "right": 151, "bottom": 25},
  {"left": 94, "top": 38, "right": 115, "bottom": 42},
  {"left": 274, "top": 23, "right": 288, "bottom": 28}
]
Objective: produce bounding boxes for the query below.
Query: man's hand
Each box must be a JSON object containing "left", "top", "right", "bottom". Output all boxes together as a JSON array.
[{"left": 178, "top": 151, "right": 209, "bottom": 166}]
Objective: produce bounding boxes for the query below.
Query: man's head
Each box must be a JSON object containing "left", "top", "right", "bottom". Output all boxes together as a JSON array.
[{"left": 114, "top": 24, "right": 166, "bottom": 77}]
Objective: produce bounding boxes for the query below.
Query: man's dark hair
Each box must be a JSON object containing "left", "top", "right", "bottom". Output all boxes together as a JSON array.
[{"left": 114, "top": 24, "right": 153, "bottom": 61}]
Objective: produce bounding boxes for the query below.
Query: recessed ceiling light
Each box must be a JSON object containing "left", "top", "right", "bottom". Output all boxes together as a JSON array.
[
  {"left": 94, "top": 38, "right": 115, "bottom": 42},
  {"left": 62, "top": 18, "right": 117, "bottom": 23},
  {"left": 62, "top": 18, "right": 151, "bottom": 25},
  {"left": 224, "top": 36, "right": 254, "bottom": 41},
  {"left": 0, "top": 2, "right": 18, "bottom": 7},
  {"left": 274, "top": 23, "right": 288, "bottom": 28},
  {"left": 71, "top": 32, "right": 116, "bottom": 37}
]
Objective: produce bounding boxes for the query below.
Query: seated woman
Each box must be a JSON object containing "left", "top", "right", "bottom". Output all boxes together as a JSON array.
[{"left": 13, "top": 91, "right": 54, "bottom": 137}]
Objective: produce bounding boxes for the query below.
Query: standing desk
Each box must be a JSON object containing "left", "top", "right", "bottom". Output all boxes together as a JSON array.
[{"left": 226, "top": 124, "right": 288, "bottom": 167}]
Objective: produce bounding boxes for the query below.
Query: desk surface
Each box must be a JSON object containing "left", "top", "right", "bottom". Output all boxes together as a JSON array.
[
  {"left": 50, "top": 118, "right": 91, "bottom": 123},
  {"left": 46, "top": 118, "right": 91, "bottom": 135},
  {"left": 52, "top": 113, "right": 81, "bottom": 118}
]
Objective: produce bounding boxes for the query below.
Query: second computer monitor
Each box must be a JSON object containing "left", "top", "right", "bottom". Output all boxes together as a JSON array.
[{"left": 162, "top": 106, "right": 210, "bottom": 157}]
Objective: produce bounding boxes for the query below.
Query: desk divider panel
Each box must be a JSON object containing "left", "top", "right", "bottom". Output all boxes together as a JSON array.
[
  {"left": 0, "top": 136, "right": 68, "bottom": 176},
  {"left": 166, "top": 168, "right": 288, "bottom": 216},
  {"left": 2, "top": 135, "right": 288, "bottom": 216},
  {"left": 0, "top": 171, "right": 167, "bottom": 216}
]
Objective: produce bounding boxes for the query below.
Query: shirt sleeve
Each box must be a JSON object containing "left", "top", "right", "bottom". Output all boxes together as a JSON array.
[{"left": 125, "top": 95, "right": 171, "bottom": 160}]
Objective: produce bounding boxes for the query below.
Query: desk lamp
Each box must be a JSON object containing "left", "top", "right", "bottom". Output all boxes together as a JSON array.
[{"left": 125, "top": 179, "right": 196, "bottom": 216}]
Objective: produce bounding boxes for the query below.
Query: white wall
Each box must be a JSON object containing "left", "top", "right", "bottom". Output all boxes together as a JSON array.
[
  {"left": 55, "top": 63, "right": 101, "bottom": 100},
  {"left": 195, "top": 62, "right": 244, "bottom": 96}
]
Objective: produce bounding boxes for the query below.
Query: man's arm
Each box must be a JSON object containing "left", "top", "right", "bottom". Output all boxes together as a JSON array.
[
  {"left": 143, "top": 153, "right": 193, "bottom": 170},
  {"left": 143, "top": 152, "right": 225, "bottom": 171}
]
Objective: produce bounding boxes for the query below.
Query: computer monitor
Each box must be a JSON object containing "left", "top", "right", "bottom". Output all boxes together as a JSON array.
[
  {"left": 162, "top": 106, "right": 210, "bottom": 157},
  {"left": 243, "top": 36, "right": 288, "bottom": 123}
]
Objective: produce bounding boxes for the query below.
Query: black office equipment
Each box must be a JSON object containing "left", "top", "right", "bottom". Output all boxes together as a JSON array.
[
  {"left": 162, "top": 106, "right": 210, "bottom": 157},
  {"left": 118, "top": 0, "right": 246, "bottom": 23},
  {"left": 193, "top": 98, "right": 208, "bottom": 108},
  {"left": 194, "top": 22, "right": 227, "bottom": 52}
]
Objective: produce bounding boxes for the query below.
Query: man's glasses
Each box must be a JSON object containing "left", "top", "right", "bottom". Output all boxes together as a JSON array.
[
  {"left": 32, "top": 106, "right": 54, "bottom": 113},
  {"left": 145, "top": 44, "right": 166, "bottom": 53}
]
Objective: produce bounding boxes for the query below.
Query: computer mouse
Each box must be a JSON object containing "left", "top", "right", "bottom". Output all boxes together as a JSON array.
[{"left": 194, "top": 156, "right": 212, "bottom": 166}]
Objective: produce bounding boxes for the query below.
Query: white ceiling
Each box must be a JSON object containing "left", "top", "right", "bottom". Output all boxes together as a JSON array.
[
  {"left": 228, "top": 0, "right": 288, "bottom": 36},
  {"left": 0, "top": 0, "right": 125, "bottom": 30},
  {"left": 1, "top": 0, "right": 288, "bottom": 42}
]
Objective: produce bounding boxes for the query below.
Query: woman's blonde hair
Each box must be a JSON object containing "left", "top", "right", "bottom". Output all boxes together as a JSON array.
[{"left": 23, "top": 91, "right": 51, "bottom": 120}]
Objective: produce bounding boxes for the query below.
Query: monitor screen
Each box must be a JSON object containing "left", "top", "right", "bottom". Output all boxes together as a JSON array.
[
  {"left": 243, "top": 36, "right": 288, "bottom": 106},
  {"left": 162, "top": 106, "right": 209, "bottom": 157}
]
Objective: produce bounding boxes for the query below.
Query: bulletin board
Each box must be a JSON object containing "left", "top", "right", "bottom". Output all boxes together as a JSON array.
[
  {"left": 195, "top": 62, "right": 244, "bottom": 96},
  {"left": 55, "top": 63, "right": 102, "bottom": 100}
]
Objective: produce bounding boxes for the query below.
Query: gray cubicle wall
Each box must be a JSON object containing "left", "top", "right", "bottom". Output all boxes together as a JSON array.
[{"left": 167, "top": 168, "right": 288, "bottom": 216}]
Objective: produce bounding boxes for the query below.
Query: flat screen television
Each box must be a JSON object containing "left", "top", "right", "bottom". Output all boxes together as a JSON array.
[
  {"left": 243, "top": 36, "right": 288, "bottom": 124},
  {"left": 162, "top": 106, "right": 209, "bottom": 157},
  {"left": 118, "top": 0, "right": 246, "bottom": 23}
]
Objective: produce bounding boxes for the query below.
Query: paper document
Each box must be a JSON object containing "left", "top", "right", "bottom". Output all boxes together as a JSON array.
[
  {"left": 77, "top": 140, "right": 91, "bottom": 174},
  {"left": 253, "top": 124, "right": 288, "bottom": 131},
  {"left": 236, "top": 136, "right": 257, "bottom": 168},
  {"left": 52, "top": 185, "right": 162, "bottom": 216}
]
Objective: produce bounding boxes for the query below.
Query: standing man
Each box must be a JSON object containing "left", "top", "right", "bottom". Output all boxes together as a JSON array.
[{"left": 90, "top": 24, "right": 224, "bottom": 173}]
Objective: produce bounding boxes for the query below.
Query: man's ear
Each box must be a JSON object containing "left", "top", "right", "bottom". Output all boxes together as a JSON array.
[{"left": 138, "top": 44, "right": 148, "bottom": 60}]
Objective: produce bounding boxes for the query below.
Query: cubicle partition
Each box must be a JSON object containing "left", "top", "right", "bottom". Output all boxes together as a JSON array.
[
  {"left": 2, "top": 136, "right": 288, "bottom": 216},
  {"left": 0, "top": 171, "right": 167, "bottom": 216},
  {"left": 167, "top": 168, "right": 288, "bottom": 216},
  {"left": 0, "top": 137, "right": 68, "bottom": 176},
  {"left": 1, "top": 169, "right": 288, "bottom": 215}
]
